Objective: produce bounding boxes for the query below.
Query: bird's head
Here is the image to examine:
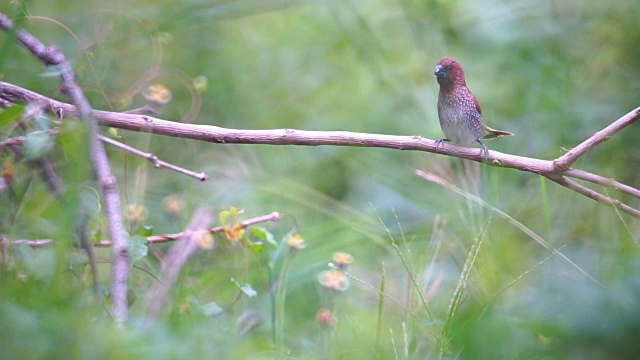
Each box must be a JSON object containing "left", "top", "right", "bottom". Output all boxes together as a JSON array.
[{"left": 434, "top": 57, "right": 466, "bottom": 91}]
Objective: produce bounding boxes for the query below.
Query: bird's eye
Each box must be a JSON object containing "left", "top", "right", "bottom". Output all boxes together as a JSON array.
[{"left": 445, "top": 65, "right": 453, "bottom": 72}]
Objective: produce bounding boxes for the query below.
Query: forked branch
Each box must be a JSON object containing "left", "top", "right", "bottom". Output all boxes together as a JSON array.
[{"left": 1, "top": 80, "right": 639, "bottom": 217}]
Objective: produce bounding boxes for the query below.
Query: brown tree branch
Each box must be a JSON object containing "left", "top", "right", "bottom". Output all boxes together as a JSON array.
[
  {"left": 9, "top": 211, "right": 282, "bottom": 247},
  {"left": 95, "top": 211, "right": 281, "bottom": 246},
  {"left": 98, "top": 135, "right": 209, "bottom": 181},
  {"left": 0, "top": 12, "right": 130, "bottom": 324},
  {"left": 565, "top": 168, "right": 640, "bottom": 199},
  {"left": 0, "top": 117, "right": 208, "bottom": 181},
  {"left": 553, "top": 108, "right": 640, "bottom": 170},
  {"left": 550, "top": 177, "right": 638, "bottom": 216},
  {"left": 1, "top": 81, "right": 639, "bottom": 217}
]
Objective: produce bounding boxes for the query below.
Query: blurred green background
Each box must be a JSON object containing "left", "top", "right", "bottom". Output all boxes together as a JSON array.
[{"left": 1, "top": 0, "right": 639, "bottom": 358}]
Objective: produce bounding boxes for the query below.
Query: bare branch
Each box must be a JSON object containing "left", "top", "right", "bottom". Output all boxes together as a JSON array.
[
  {"left": 0, "top": 12, "right": 129, "bottom": 324},
  {"left": 10, "top": 211, "right": 281, "bottom": 247},
  {"left": 98, "top": 135, "right": 209, "bottom": 181},
  {"left": 95, "top": 211, "right": 281, "bottom": 246},
  {"left": 565, "top": 168, "right": 640, "bottom": 199},
  {"left": 550, "top": 177, "right": 640, "bottom": 218},
  {"left": 1, "top": 80, "right": 639, "bottom": 218},
  {"left": 11, "top": 239, "right": 53, "bottom": 246},
  {"left": 553, "top": 107, "right": 640, "bottom": 169},
  {"left": 0, "top": 81, "right": 554, "bottom": 168},
  {"left": 0, "top": 119, "right": 207, "bottom": 181}
]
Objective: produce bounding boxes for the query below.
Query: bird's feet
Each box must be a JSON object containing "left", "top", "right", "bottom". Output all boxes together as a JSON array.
[
  {"left": 435, "top": 138, "right": 449, "bottom": 153},
  {"left": 477, "top": 139, "right": 489, "bottom": 161}
]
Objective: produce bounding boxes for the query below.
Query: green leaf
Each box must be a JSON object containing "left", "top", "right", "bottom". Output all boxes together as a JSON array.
[
  {"left": 218, "top": 210, "right": 230, "bottom": 225},
  {"left": 242, "top": 236, "right": 263, "bottom": 255},
  {"left": 252, "top": 227, "right": 277, "bottom": 246},
  {"left": 139, "top": 225, "right": 153, "bottom": 237},
  {"left": 230, "top": 278, "right": 257, "bottom": 298},
  {"left": 200, "top": 301, "right": 224, "bottom": 317},
  {"left": 67, "top": 250, "right": 89, "bottom": 269},
  {"left": 24, "top": 132, "right": 55, "bottom": 160},
  {"left": 0, "top": 104, "right": 25, "bottom": 127},
  {"left": 128, "top": 234, "right": 148, "bottom": 263},
  {"left": 188, "top": 295, "right": 224, "bottom": 317},
  {"left": 107, "top": 127, "right": 121, "bottom": 139}
]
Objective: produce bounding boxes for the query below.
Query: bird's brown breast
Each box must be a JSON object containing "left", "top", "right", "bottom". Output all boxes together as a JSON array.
[{"left": 437, "top": 87, "right": 486, "bottom": 145}]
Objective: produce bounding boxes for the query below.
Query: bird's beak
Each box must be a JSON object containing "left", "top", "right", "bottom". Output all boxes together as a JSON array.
[{"left": 434, "top": 64, "right": 446, "bottom": 78}]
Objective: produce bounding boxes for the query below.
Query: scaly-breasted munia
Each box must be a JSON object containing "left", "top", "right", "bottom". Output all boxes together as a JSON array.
[{"left": 434, "top": 56, "right": 513, "bottom": 160}]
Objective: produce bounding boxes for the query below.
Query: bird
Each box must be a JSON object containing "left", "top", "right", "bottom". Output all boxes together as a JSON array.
[{"left": 434, "top": 56, "right": 513, "bottom": 160}]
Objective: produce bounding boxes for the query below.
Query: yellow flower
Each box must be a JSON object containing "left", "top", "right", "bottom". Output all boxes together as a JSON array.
[
  {"left": 318, "top": 269, "right": 349, "bottom": 292},
  {"left": 143, "top": 83, "right": 172, "bottom": 105},
  {"left": 125, "top": 203, "right": 147, "bottom": 223},
  {"left": 332, "top": 252, "right": 353, "bottom": 268},
  {"left": 2, "top": 160, "right": 15, "bottom": 182},
  {"left": 287, "top": 234, "right": 306, "bottom": 250},
  {"left": 163, "top": 194, "right": 184, "bottom": 216},
  {"left": 224, "top": 223, "right": 244, "bottom": 243}
]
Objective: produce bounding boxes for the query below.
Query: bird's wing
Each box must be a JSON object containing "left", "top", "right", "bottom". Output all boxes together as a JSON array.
[{"left": 470, "top": 91, "right": 482, "bottom": 115}]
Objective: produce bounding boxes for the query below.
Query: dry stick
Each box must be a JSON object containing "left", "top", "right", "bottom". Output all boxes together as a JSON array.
[
  {"left": 0, "top": 129, "right": 60, "bottom": 149},
  {"left": 96, "top": 211, "right": 281, "bottom": 246},
  {"left": 0, "top": 13, "right": 130, "bottom": 324},
  {"left": 0, "top": 120, "right": 208, "bottom": 181},
  {"left": 144, "top": 207, "right": 213, "bottom": 327},
  {"left": 11, "top": 239, "right": 54, "bottom": 246},
  {"left": 11, "top": 211, "right": 281, "bottom": 247},
  {"left": 1, "top": 81, "right": 639, "bottom": 217},
  {"left": 553, "top": 107, "right": 640, "bottom": 170},
  {"left": 565, "top": 168, "right": 640, "bottom": 199},
  {"left": 550, "top": 177, "right": 637, "bottom": 214},
  {"left": 98, "top": 135, "right": 209, "bottom": 181},
  {"left": 0, "top": 134, "right": 29, "bottom": 148}
]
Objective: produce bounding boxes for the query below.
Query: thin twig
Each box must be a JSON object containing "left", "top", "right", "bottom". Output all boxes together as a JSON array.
[
  {"left": 0, "top": 129, "right": 60, "bottom": 150},
  {"left": 550, "top": 177, "right": 640, "bottom": 217},
  {"left": 10, "top": 239, "right": 53, "bottom": 246},
  {"left": 553, "top": 107, "right": 640, "bottom": 170},
  {"left": 98, "top": 211, "right": 280, "bottom": 246},
  {"left": 565, "top": 168, "right": 640, "bottom": 199},
  {"left": 0, "top": 12, "right": 130, "bottom": 324},
  {"left": 10, "top": 211, "right": 281, "bottom": 247},
  {"left": 98, "top": 135, "right": 208, "bottom": 181},
  {"left": 0, "top": 127, "right": 207, "bottom": 181}
]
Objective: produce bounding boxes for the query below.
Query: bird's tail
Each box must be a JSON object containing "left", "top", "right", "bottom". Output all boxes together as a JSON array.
[{"left": 483, "top": 125, "right": 514, "bottom": 140}]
